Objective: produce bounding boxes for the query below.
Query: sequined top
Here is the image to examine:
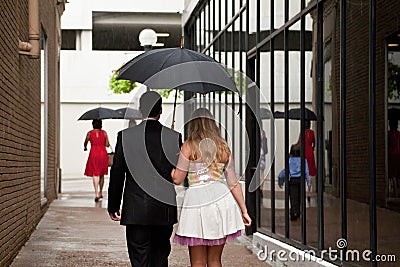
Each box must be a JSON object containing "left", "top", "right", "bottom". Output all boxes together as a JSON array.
[{"left": 187, "top": 162, "right": 225, "bottom": 186}]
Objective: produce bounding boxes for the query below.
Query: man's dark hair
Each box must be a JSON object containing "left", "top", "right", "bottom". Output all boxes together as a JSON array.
[
  {"left": 389, "top": 120, "right": 398, "bottom": 130},
  {"left": 290, "top": 144, "right": 300, "bottom": 157},
  {"left": 140, "top": 91, "right": 162, "bottom": 118},
  {"left": 305, "top": 120, "right": 311, "bottom": 129},
  {"left": 92, "top": 119, "right": 102, "bottom": 129}
]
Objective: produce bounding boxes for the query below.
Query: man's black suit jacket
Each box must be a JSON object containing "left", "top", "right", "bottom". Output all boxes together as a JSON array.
[{"left": 108, "top": 120, "right": 182, "bottom": 225}]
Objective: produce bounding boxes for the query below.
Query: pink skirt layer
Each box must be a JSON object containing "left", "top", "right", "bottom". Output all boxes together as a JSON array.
[{"left": 173, "top": 230, "right": 242, "bottom": 246}]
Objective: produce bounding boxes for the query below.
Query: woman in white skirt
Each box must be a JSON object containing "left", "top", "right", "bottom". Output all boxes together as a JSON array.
[{"left": 171, "top": 108, "right": 251, "bottom": 267}]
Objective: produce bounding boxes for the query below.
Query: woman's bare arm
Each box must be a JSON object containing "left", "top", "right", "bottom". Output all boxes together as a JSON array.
[
  {"left": 104, "top": 131, "right": 110, "bottom": 147},
  {"left": 224, "top": 155, "right": 251, "bottom": 226},
  {"left": 84, "top": 131, "right": 90, "bottom": 151},
  {"left": 171, "top": 141, "right": 191, "bottom": 185}
]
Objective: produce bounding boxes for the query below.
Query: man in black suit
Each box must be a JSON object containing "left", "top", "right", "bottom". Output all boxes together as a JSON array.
[{"left": 108, "top": 91, "right": 182, "bottom": 267}]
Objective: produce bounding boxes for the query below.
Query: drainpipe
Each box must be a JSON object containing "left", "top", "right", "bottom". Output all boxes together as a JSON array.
[{"left": 19, "top": 0, "right": 40, "bottom": 58}]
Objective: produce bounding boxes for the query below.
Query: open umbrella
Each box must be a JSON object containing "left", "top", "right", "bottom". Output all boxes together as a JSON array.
[
  {"left": 388, "top": 108, "right": 400, "bottom": 121},
  {"left": 117, "top": 47, "right": 238, "bottom": 128},
  {"left": 273, "top": 108, "right": 317, "bottom": 121},
  {"left": 260, "top": 108, "right": 273, "bottom": 120},
  {"left": 78, "top": 107, "right": 120, "bottom": 120},
  {"left": 115, "top": 107, "right": 142, "bottom": 120}
]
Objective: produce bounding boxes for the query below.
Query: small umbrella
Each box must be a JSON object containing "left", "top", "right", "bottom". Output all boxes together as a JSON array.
[
  {"left": 388, "top": 108, "right": 400, "bottom": 121},
  {"left": 78, "top": 107, "right": 120, "bottom": 120},
  {"left": 273, "top": 108, "right": 317, "bottom": 121},
  {"left": 260, "top": 108, "right": 273, "bottom": 120},
  {"left": 115, "top": 108, "right": 142, "bottom": 120}
]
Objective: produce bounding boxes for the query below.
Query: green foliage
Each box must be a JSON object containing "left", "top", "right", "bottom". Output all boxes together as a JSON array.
[
  {"left": 108, "top": 67, "right": 247, "bottom": 98},
  {"left": 109, "top": 70, "right": 137, "bottom": 94},
  {"left": 154, "top": 89, "right": 183, "bottom": 99},
  {"left": 388, "top": 63, "right": 400, "bottom": 100}
]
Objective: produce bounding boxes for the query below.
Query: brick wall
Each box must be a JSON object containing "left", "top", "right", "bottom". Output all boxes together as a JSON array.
[
  {"left": 332, "top": 0, "right": 400, "bottom": 205},
  {"left": 0, "top": 0, "right": 64, "bottom": 265}
]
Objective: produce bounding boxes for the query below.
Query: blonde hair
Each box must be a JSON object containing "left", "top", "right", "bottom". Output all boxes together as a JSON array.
[{"left": 187, "top": 108, "right": 230, "bottom": 163}]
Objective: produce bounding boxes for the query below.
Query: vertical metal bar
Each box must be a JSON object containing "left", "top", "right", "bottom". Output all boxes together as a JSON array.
[
  {"left": 193, "top": 23, "right": 199, "bottom": 110},
  {"left": 199, "top": 14, "right": 202, "bottom": 52},
  {"left": 246, "top": 59, "right": 258, "bottom": 235},
  {"left": 284, "top": 0, "right": 290, "bottom": 239},
  {"left": 213, "top": 0, "right": 216, "bottom": 116},
  {"left": 199, "top": 7, "right": 206, "bottom": 110},
  {"left": 231, "top": 0, "right": 235, "bottom": 160},
  {"left": 340, "top": 0, "right": 348, "bottom": 252},
  {"left": 369, "top": 0, "right": 377, "bottom": 265},
  {"left": 316, "top": 2, "right": 325, "bottom": 250},
  {"left": 224, "top": 0, "right": 228, "bottom": 140},
  {"left": 219, "top": 0, "right": 222, "bottom": 124},
  {"left": 204, "top": 5, "right": 207, "bottom": 54},
  {"left": 183, "top": 26, "right": 194, "bottom": 139},
  {"left": 239, "top": 0, "right": 243, "bottom": 176},
  {"left": 245, "top": 0, "right": 255, "bottom": 235},
  {"left": 255, "top": 0, "right": 261, "bottom": 228},
  {"left": 300, "top": 0, "right": 306, "bottom": 245},
  {"left": 192, "top": 20, "right": 194, "bottom": 51},
  {"left": 270, "top": 0, "right": 276, "bottom": 234},
  {"left": 208, "top": 1, "right": 212, "bottom": 110},
  {"left": 208, "top": 1, "right": 211, "bottom": 51}
]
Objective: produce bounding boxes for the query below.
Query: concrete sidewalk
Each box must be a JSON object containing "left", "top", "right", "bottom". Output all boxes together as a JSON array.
[{"left": 11, "top": 177, "right": 269, "bottom": 266}]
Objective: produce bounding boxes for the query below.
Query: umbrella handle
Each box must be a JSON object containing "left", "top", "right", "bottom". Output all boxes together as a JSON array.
[{"left": 171, "top": 89, "right": 178, "bottom": 130}]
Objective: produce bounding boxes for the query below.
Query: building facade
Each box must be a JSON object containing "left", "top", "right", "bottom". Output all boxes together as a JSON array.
[
  {"left": 0, "top": 0, "right": 66, "bottom": 265},
  {"left": 183, "top": 0, "right": 400, "bottom": 266}
]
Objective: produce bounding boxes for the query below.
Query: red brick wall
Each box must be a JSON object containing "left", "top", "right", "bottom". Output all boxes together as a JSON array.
[
  {"left": 332, "top": 0, "right": 400, "bottom": 205},
  {"left": 0, "top": 0, "right": 64, "bottom": 265}
]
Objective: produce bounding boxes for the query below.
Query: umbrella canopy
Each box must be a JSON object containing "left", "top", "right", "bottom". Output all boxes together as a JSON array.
[
  {"left": 274, "top": 108, "right": 317, "bottom": 121},
  {"left": 78, "top": 107, "right": 120, "bottom": 120},
  {"left": 388, "top": 108, "right": 400, "bottom": 120},
  {"left": 115, "top": 107, "right": 142, "bottom": 120},
  {"left": 260, "top": 108, "right": 273, "bottom": 120},
  {"left": 117, "top": 47, "right": 238, "bottom": 94}
]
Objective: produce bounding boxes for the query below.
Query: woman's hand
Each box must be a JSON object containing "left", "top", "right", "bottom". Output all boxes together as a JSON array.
[
  {"left": 171, "top": 168, "right": 176, "bottom": 178},
  {"left": 242, "top": 212, "right": 252, "bottom": 226}
]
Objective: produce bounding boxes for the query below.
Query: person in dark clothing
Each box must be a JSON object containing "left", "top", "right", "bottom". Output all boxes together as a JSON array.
[
  {"left": 108, "top": 91, "right": 182, "bottom": 267},
  {"left": 278, "top": 145, "right": 310, "bottom": 220}
]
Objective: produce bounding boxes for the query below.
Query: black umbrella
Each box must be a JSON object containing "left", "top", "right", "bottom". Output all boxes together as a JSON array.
[
  {"left": 117, "top": 47, "right": 239, "bottom": 128},
  {"left": 118, "top": 48, "right": 237, "bottom": 93},
  {"left": 118, "top": 48, "right": 214, "bottom": 80},
  {"left": 115, "top": 108, "right": 142, "bottom": 120},
  {"left": 78, "top": 107, "right": 120, "bottom": 120},
  {"left": 273, "top": 108, "right": 317, "bottom": 121},
  {"left": 260, "top": 108, "right": 273, "bottom": 120},
  {"left": 388, "top": 108, "right": 400, "bottom": 120}
]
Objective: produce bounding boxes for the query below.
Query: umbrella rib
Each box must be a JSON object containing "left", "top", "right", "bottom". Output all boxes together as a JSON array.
[{"left": 158, "top": 50, "right": 180, "bottom": 73}]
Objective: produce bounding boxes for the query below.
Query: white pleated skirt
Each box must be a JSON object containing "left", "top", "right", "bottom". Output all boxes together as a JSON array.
[{"left": 175, "top": 181, "right": 244, "bottom": 241}]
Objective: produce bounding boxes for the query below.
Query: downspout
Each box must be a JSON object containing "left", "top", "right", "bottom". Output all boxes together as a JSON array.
[{"left": 19, "top": 0, "right": 40, "bottom": 58}]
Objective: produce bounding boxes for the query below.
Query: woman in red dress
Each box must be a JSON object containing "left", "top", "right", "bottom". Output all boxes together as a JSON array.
[
  {"left": 84, "top": 119, "right": 110, "bottom": 202},
  {"left": 388, "top": 120, "right": 400, "bottom": 196},
  {"left": 297, "top": 120, "right": 317, "bottom": 192}
]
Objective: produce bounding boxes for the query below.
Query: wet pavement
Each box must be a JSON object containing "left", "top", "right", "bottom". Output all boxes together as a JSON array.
[{"left": 11, "top": 177, "right": 269, "bottom": 267}]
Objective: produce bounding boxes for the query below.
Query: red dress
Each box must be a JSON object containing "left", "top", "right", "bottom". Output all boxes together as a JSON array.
[
  {"left": 84, "top": 130, "right": 108, "bottom": 176},
  {"left": 305, "top": 129, "right": 317, "bottom": 176},
  {"left": 388, "top": 129, "right": 400, "bottom": 178}
]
